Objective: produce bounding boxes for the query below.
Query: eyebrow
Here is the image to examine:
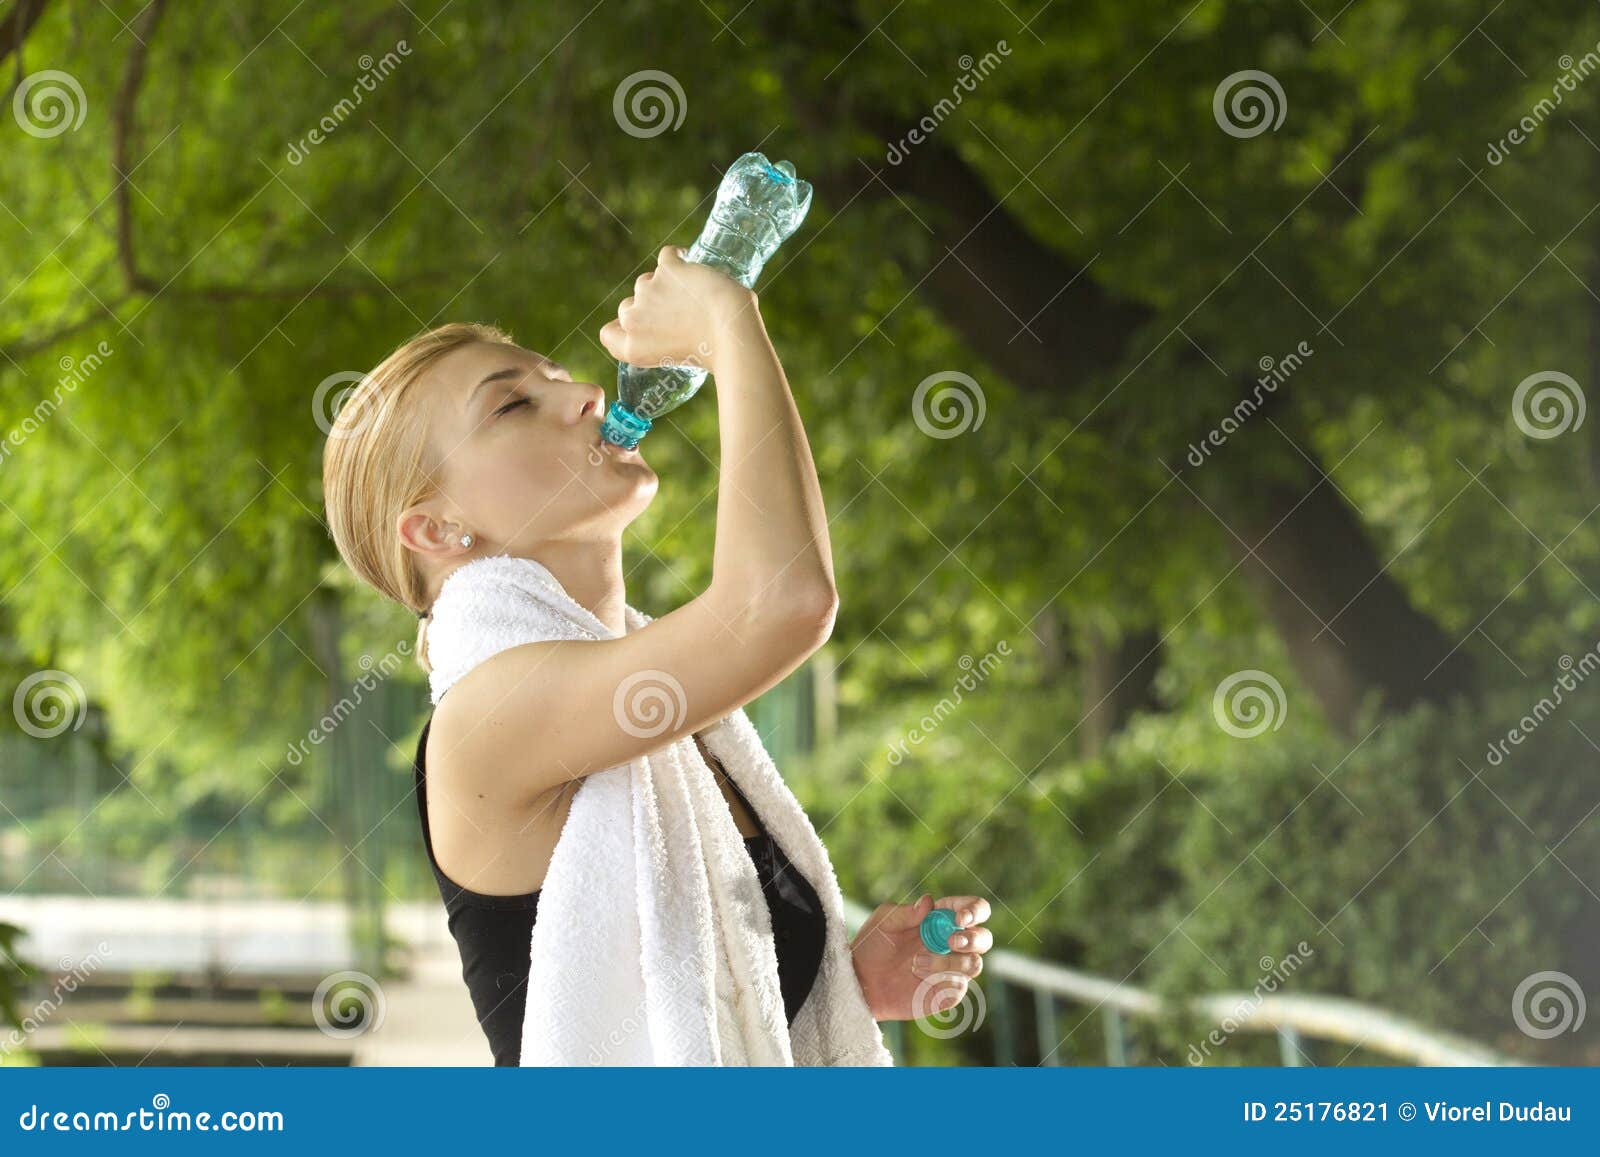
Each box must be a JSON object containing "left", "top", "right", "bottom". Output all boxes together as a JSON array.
[
  {"left": 467, "top": 367, "right": 530, "bottom": 411},
  {"left": 466, "top": 362, "right": 570, "bottom": 412}
]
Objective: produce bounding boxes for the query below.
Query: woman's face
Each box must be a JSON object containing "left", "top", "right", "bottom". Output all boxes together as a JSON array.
[{"left": 412, "top": 340, "right": 658, "bottom": 555}]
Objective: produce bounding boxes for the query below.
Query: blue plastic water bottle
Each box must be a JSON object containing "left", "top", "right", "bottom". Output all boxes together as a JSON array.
[
  {"left": 600, "top": 151, "right": 814, "bottom": 449},
  {"left": 920, "top": 907, "right": 963, "bottom": 955}
]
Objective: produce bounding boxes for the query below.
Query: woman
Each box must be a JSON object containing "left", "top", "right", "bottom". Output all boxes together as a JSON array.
[{"left": 321, "top": 244, "right": 994, "bottom": 1064}]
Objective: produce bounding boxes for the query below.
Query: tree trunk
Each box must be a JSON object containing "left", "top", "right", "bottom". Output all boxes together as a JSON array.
[
  {"left": 826, "top": 129, "right": 1475, "bottom": 730},
  {"left": 1204, "top": 456, "right": 1475, "bottom": 730},
  {"left": 759, "top": 2, "right": 1476, "bottom": 730},
  {"left": 1077, "top": 623, "right": 1163, "bottom": 757}
]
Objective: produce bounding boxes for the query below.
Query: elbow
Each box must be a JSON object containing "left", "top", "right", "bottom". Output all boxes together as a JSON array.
[
  {"left": 714, "top": 577, "right": 838, "bottom": 651},
  {"left": 786, "top": 582, "right": 838, "bottom": 646}
]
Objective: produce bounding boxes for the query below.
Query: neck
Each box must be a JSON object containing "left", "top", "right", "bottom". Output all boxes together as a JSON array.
[{"left": 523, "top": 538, "right": 629, "bottom": 636}]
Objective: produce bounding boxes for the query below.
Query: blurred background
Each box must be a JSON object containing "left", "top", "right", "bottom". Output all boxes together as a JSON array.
[{"left": 2, "top": 0, "right": 1598, "bottom": 1067}]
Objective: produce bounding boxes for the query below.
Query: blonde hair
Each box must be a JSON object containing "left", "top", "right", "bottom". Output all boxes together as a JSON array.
[{"left": 321, "top": 321, "right": 517, "bottom": 673}]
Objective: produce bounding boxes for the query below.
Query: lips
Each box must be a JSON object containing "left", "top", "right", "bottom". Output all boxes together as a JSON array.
[{"left": 594, "top": 433, "right": 638, "bottom": 457}]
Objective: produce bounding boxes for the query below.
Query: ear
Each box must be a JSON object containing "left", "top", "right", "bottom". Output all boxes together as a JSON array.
[{"left": 397, "top": 504, "right": 464, "bottom": 561}]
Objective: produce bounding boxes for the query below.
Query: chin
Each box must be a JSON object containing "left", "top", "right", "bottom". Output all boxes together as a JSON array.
[{"left": 608, "top": 465, "right": 659, "bottom": 513}]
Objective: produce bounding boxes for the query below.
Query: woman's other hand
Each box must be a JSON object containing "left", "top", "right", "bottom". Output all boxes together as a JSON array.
[
  {"left": 598, "top": 244, "right": 754, "bottom": 370},
  {"left": 849, "top": 893, "right": 994, "bottom": 1022}
]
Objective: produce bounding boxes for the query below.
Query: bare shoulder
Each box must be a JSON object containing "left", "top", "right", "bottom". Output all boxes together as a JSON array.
[{"left": 419, "top": 589, "right": 830, "bottom": 811}]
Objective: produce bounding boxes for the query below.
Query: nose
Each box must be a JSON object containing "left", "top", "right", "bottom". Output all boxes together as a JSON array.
[{"left": 574, "top": 383, "right": 604, "bottom": 424}]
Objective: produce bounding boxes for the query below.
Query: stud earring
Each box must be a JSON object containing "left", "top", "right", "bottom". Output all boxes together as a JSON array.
[{"left": 459, "top": 533, "right": 475, "bottom": 549}]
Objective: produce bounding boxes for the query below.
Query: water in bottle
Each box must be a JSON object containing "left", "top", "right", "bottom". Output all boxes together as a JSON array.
[{"left": 600, "top": 151, "right": 814, "bottom": 449}]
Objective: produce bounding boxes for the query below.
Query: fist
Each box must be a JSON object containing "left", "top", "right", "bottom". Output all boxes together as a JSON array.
[
  {"left": 597, "top": 244, "right": 753, "bottom": 370},
  {"left": 849, "top": 893, "right": 994, "bottom": 1022}
]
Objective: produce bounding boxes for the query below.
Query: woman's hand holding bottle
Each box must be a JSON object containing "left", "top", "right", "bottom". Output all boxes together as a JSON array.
[{"left": 598, "top": 244, "right": 755, "bottom": 374}]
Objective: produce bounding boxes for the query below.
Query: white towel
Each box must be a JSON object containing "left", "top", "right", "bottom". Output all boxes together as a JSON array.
[{"left": 425, "top": 553, "right": 895, "bottom": 1067}]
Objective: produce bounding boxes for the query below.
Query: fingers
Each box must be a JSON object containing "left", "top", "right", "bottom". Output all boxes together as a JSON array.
[
  {"left": 934, "top": 895, "right": 991, "bottom": 929},
  {"left": 929, "top": 977, "right": 969, "bottom": 1012},
  {"left": 892, "top": 892, "right": 935, "bottom": 931},
  {"left": 863, "top": 895, "right": 929, "bottom": 938},
  {"left": 598, "top": 318, "right": 632, "bottom": 362},
  {"left": 946, "top": 924, "right": 992, "bottom": 954},
  {"left": 912, "top": 950, "right": 983, "bottom": 979},
  {"left": 658, "top": 243, "right": 685, "bottom": 265}
]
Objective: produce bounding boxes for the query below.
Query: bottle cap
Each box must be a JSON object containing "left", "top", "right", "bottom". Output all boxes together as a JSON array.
[{"left": 919, "top": 907, "right": 962, "bottom": 954}]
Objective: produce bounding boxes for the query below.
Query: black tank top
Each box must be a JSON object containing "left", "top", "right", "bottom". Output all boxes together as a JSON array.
[{"left": 413, "top": 715, "right": 828, "bottom": 1066}]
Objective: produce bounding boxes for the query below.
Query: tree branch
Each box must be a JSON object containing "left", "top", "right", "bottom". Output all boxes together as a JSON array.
[
  {"left": 107, "top": 0, "right": 435, "bottom": 305},
  {"left": 0, "top": 297, "right": 130, "bottom": 366},
  {"left": 1, "top": 0, "right": 51, "bottom": 75}
]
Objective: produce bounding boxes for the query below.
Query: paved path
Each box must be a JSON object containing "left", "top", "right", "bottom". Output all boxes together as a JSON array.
[{"left": 2, "top": 897, "right": 490, "bottom": 1066}]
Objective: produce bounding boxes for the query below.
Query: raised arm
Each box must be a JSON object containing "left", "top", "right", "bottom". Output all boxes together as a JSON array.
[{"left": 430, "top": 246, "right": 836, "bottom": 810}]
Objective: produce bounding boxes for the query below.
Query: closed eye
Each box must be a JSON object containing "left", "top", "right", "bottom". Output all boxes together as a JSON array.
[{"left": 494, "top": 395, "right": 532, "bottom": 417}]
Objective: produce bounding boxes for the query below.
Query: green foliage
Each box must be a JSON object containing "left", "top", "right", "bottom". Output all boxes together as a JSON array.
[
  {"left": 4, "top": 0, "right": 1600, "bottom": 1061},
  {"left": 0, "top": 922, "right": 39, "bottom": 1037},
  {"left": 799, "top": 658, "right": 1600, "bottom": 1064}
]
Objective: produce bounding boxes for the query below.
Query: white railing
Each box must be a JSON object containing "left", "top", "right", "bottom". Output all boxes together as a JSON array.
[{"left": 840, "top": 899, "right": 1520, "bottom": 1067}]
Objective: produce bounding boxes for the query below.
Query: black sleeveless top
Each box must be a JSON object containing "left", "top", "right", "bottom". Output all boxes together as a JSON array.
[{"left": 413, "top": 715, "right": 828, "bottom": 1066}]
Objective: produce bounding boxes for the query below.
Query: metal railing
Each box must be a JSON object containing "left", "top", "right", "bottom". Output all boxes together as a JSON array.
[{"left": 841, "top": 899, "right": 1520, "bottom": 1067}]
